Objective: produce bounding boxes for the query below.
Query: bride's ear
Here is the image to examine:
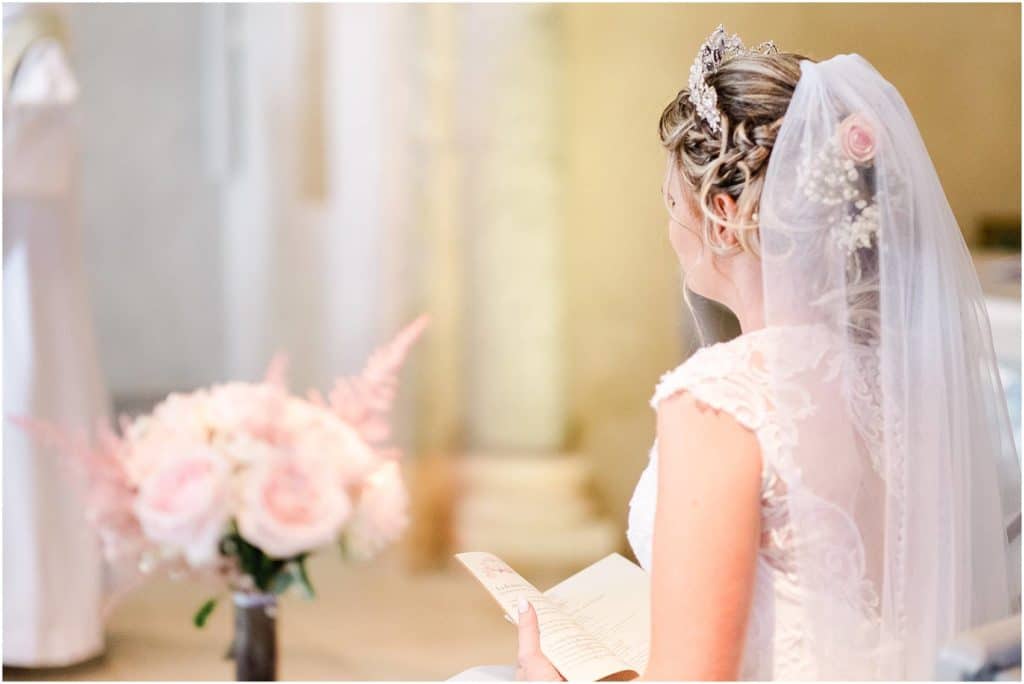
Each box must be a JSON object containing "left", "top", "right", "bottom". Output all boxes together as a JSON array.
[{"left": 709, "top": 192, "right": 741, "bottom": 249}]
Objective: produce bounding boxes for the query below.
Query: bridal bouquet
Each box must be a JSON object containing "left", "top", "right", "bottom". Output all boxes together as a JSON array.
[{"left": 15, "top": 315, "right": 429, "bottom": 637}]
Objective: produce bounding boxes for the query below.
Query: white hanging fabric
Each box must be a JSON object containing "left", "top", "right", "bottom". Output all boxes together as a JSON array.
[{"left": 3, "top": 5, "right": 109, "bottom": 667}]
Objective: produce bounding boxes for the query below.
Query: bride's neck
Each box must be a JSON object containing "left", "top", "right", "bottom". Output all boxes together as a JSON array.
[
  {"left": 723, "top": 259, "right": 766, "bottom": 334},
  {"left": 735, "top": 305, "right": 765, "bottom": 334}
]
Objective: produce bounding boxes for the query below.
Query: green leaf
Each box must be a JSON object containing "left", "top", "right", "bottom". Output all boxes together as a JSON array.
[
  {"left": 194, "top": 598, "right": 218, "bottom": 628},
  {"left": 270, "top": 567, "right": 295, "bottom": 596},
  {"left": 225, "top": 531, "right": 286, "bottom": 592},
  {"left": 295, "top": 556, "right": 315, "bottom": 599}
]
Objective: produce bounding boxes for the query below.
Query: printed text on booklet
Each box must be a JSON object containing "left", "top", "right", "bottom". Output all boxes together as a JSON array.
[{"left": 455, "top": 551, "right": 650, "bottom": 681}]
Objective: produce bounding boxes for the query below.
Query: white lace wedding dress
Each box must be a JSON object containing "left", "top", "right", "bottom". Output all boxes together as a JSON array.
[
  {"left": 451, "top": 323, "right": 875, "bottom": 681},
  {"left": 627, "top": 323, "right": 861, "bottom": 680}
]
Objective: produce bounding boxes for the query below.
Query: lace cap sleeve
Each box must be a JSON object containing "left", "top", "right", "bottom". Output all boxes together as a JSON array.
[{"left": 649, "top": 337, "right": 774, "bottom": 435}]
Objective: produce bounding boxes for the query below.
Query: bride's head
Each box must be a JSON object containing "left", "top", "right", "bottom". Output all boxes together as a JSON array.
[{"left": 659, "top": 48, "right": 813, "bottom": 327}]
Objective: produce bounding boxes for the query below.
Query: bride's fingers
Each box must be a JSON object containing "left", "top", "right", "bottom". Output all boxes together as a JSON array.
[
  {"left": 516, "top": 598, "right": 565, "bottom": 680},
  {"left": 516, "top": 597, "right": 542, "bottom": 661}
]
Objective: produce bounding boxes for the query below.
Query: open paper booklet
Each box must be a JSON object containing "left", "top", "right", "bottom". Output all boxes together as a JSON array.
[{"left": 455, "top": 551, "right": 650, "bottom": 681}]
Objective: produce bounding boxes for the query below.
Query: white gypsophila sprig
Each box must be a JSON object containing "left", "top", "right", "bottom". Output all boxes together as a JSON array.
[
  {"left": 798, "top": 133, "right": 881, "bottom": 256},
  {"left": 833, "top": 202, "right": 881, "bottom": 255}
]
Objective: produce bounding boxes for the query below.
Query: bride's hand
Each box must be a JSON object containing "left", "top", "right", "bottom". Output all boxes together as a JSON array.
[{"left": 515, "top": 598, "right": 564, "bottom": 681}]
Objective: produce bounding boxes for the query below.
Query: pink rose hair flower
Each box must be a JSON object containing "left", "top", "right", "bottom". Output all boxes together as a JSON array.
[{"left": 838, "top": 112, "right": 877, "bottom": 164}]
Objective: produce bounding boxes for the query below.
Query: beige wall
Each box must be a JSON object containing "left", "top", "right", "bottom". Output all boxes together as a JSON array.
[{"left": 562, "top": 3, "right": 1021, "bottom": 532}]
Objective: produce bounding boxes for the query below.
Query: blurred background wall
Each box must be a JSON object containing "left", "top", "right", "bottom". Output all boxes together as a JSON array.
[{"left": 59, "top": 0, "right": 1020, "bottom": 552}]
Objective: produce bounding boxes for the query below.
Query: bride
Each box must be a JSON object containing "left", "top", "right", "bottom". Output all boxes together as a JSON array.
[{"left": 454, "top": 26, "right": 1020, "bottom": 681}]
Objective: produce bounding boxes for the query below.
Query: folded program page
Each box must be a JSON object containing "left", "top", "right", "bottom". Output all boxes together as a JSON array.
[
  {"left": 456, "top": 551, "right": 650, "bottom": 681},
  {"left": 544, "top": 553, "right": 650, "bottom": 675}
]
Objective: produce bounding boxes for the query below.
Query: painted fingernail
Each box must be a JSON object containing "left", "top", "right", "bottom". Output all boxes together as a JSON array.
[{"left": 518, "top": 597, "right": 529, "bottom": 614}]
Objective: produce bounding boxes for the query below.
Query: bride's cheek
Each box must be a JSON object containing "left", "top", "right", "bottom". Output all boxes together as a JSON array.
[
  {"left": 686, "top": 264, "right": 714, "bottom": 299},
  {"left": 670, "top": 224, "right": 704, "bottom": 276},
  {"left": 668, "top": 224, "right": 693, "bottom": 266}
]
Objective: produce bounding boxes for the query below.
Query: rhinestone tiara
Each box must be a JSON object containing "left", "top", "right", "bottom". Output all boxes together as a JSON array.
[{"left": 688, "top": 24, "right": 779, "bottom": 134}]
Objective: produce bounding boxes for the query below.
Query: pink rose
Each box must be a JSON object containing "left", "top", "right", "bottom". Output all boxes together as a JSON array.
[
  {"left": 134, "top": 442, "right": 230, "bottom": 567},
  {"left": 838, "top": 113, "right": 876, "bottom": 164},
  {"left": 343, "top": 461, "right": 410, "bottom": 560},
  {"left": 236, "top": 452, "right": 352, "bottom": 558}
]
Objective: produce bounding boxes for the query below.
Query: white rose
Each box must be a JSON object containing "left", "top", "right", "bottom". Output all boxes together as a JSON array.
[
  {"left": 344, "top": 461, "right": 410, "bottom": 560},
  {"left": 151, "top": 391, "right": 211, "bottom": 441},
  {"left": 206, "top": 382, "right": 281, "bottom": 436},
  {"left": 216, "top": 431, "right": 278, "bottom": 468},
  {"left": 333, "top": 421, "right": 379, "bottom": 487},
  {"left": 289, "top": 406, "right": 379, "bottom": 489}
]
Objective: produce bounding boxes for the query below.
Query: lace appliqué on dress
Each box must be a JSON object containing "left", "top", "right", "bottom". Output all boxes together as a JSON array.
[{"left": 627, "top": 324, "right": 882, "bottom": 680}]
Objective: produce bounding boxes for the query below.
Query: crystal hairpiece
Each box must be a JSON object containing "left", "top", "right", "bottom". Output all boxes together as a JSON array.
[{"left": 688, "top": 24, "right": 778, "bottom": 134}]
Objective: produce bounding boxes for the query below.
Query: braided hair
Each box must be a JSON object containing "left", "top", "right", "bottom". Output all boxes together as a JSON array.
[{"left": 659, "top": 51, "right": 815, "bottom": 257}]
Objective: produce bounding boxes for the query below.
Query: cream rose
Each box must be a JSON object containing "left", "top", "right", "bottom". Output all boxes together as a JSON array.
[
  {"left": 206, "top": 382, "right": 284, "bottom": 437},
  {"left": 236, "top": 451, "right": 352, "bottom": 558},
  {"left": 343, "top": 461, "right": 410, "bottom": 560},
  {"left": 151, "top": 391, "right": 211, "bottom": 442},
  {"left": 134, "top": 441, "right": 230, "bottom": 567},
  {"left": 287, "top": 401, "right": 379, "bottom": 489}
]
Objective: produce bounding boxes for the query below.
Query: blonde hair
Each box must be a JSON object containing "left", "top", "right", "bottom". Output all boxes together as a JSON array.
[{"left": 659, "top": 50, "right": 815, "bottom": 257}]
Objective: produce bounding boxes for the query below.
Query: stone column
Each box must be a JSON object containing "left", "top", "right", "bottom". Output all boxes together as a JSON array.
[
  {"left": 414, "top": 3, "right": 466, "bottom": 455},
  {"left": 450, "top": 4, "right": 617, "bottom": 571}
]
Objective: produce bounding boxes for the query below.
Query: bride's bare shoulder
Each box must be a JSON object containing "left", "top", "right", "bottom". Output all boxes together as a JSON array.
[
  {"left": 656, "top": 387, "right": 762, "bottom": 458},
  {"left": 646, "top": 382, "right": 763, "bottom": 681}
]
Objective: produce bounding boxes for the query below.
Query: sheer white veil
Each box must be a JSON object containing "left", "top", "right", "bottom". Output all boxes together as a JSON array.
[{"left": 758, "top": 53, "right": 1021, "bottom": 678}]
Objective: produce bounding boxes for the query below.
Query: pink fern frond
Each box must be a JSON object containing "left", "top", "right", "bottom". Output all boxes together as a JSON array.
[
  {"left": 361, "top": 314, "right": 430, "bottom": 386},
  {"left": 263, "top": 352, "right": 290, "bottom": 390},
  {"left": 329, "top": 314, "right": 430, "bottom": 445},
  {"left": 9, "top": 415, "right": 89, "bottom": 464},
  {"left": 11, "top": 414, "right": 145, "bottom": 563}
]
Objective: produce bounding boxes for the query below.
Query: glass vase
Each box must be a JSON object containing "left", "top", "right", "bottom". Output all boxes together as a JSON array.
[{"left": 231, "top": 592, "right": 278, "bottom": 681}]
